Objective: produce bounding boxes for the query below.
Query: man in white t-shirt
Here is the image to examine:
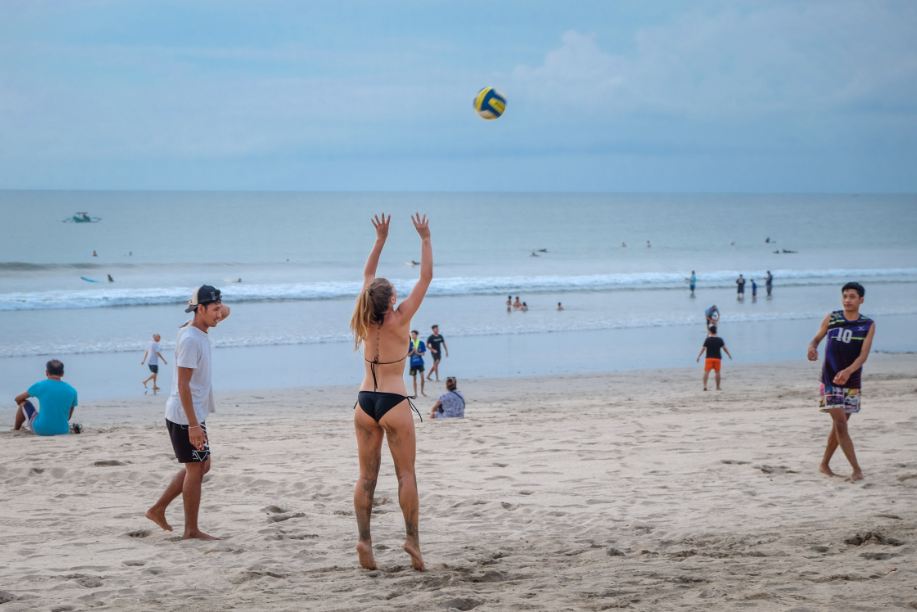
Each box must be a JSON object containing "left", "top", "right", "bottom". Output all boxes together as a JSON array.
[
  {"left": 141, "top": 333, "right": 167, "bottom": 394},
  {"left": 145, "top": 285, "right": 230, "bottom": 540}
]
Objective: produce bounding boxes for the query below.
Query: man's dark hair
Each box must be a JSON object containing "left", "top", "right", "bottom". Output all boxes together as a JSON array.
[
  {"left": 709, "top": 326, "right": 718, "bottom": 334},
  {"left": 46, "top": 359, "right": 64, "bottom": 376},
  {"left": 842, "top": 282, "right": 865, "bottom": 297},
  {"left": 431, "top": 324, "right": 439, "bottom": 329},
  {"left": 411, "top": 329, "right": 419, "bottom": 335}
]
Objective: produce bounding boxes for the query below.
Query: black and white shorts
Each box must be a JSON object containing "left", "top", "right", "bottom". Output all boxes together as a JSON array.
[{"left": 166, "top": 419, "right": 211, "bottom": 463}]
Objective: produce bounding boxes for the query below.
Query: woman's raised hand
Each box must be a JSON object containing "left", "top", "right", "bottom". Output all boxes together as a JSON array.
[
  {"left": 411, "top": 213, "right": 430, "bottom": 240},
  {"left": 372, "top": 213, "right": 391, "bottom": 240}
]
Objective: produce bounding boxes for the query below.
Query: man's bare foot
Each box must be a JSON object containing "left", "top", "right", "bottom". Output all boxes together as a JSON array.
[
  {"left": 703, "top": 387, "right": 707, "bottom": 391},
  {"left": 182, "top": 529, "right": 220, "bottom": 540},
  {"left": 403, "top": 539, "right": 425, "bottom": 572},
  {"left": 848, "top": 470, "right": 864, "bottom": 482},
  {"left": 356, "top": 540, "right": 377, "bottom": 570},
  {"left": 819, "top": 464, "right": 837, "bottom": 477},
  {"left": 145, "top": 507, "right": 172, "bottom": 531}
]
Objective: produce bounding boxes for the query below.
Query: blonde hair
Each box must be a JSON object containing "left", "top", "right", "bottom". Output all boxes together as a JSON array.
[{"left": 350, "top": 278, "right": 393, "bottom": 349}]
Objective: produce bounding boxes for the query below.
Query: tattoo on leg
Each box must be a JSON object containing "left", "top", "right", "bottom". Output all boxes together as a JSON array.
[{"left": 405, "top": 520, "right": 417, "bottom": 537}]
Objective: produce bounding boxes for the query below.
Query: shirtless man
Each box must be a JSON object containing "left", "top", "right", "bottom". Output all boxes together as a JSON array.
[
  {"left": 350, "top": 213, "right": 431, "bottom": 572},
  {"left": 808, "top": 282, "right": 875, "bottom": 482}
]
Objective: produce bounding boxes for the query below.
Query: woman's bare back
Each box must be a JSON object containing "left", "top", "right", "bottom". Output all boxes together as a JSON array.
[{"left": 360, "top": 311, "right": 411, "bottom": 394}]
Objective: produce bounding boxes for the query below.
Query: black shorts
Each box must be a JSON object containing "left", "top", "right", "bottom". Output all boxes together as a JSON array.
[
  {"left": 410, "top": 364, "right": 425, "bottom": 375},
  {"left": 430, "top": 351, "right": 441, "bottom": 363},
  {"left": 148, "top": 364, "right": 159, "bottom": 374},
  {"left": 166, "top": 419, "right": 210, "bottom": 463}
]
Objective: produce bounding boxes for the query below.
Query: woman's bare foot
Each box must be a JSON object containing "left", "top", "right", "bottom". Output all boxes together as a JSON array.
[
  {"left": 182, "top": 529, "right": 220, "bottom": 540},
  {"left": 145, "top": 507, "right": 172, "bottom": 531},
  {"left": 403, "top": 539, "right": 425, "bottom": 571},
  {"left": 848, "top": 470, "right": 864, "bottom": 482},
  {"left": 819, "top": 464, "right": 837, "bottom": 477},
  {"left": 356, "top": 541, "right": 377, "bottom": 570}
]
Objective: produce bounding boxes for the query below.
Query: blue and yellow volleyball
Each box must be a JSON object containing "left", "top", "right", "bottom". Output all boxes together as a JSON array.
[{"left": 473, "top": 87, "right": 506, "bottom": 120}]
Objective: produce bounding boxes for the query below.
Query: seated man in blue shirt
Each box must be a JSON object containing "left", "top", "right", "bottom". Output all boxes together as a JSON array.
[
  {"left": 430, "top": 377, "right": 466, "bottom": 419},
  {"left": 13, "top": 359, "right": 79, "bottom": 435}
]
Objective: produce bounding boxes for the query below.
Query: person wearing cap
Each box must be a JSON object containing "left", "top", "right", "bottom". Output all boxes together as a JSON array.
[
  {"left": 145, "top": 285, "right": 230, "bottom": 540},
  {"left": 429, "top": 377, "right": 465, "bottom": 419}
]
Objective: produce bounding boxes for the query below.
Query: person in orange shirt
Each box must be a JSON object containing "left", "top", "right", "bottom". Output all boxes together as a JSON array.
[{"left": 696, "top": 326, "right": 733, "bottom": 391}]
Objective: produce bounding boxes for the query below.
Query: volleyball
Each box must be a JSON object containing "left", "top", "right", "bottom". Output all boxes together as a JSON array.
[{"left": 473, "top": 87, "right": 506, "bottom": 120}]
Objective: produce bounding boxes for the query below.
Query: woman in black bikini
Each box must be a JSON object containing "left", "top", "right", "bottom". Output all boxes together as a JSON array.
[{"left": 349, "top": 212, "right": 431, "bottom": 572}]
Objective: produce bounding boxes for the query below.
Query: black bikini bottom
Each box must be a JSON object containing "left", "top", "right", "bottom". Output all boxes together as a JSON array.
[{"left": 356, "top": 391, "right": 421, "bottom": 422}]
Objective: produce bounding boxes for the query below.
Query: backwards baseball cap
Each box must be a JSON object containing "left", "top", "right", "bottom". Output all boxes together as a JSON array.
[{"left": 185, "top": 285, "right": 222, "bottom": 312}]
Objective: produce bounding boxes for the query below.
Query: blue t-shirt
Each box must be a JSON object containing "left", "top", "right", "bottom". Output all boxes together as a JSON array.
[
  {"left": 28, "top": 379, "right": 78, "bottom": 436},
  {"left": 409, "top": 340, "right": 426, "bottom": 368}
]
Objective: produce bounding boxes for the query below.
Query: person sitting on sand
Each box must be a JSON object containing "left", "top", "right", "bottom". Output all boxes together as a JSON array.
[
  {"left": 808, "top": 282, "right": 875, "bottom": 482},
  {"left": 145, "top": 285, "right": 230, "bottom": 541},
  {"left": 13, "top": 359, "right": 78, "bottom": 435},
  {"left": 141, "top": 333, "right": 168, "bottom": 394},
  {"left": 350, "top": 212, "right": 431, "bottom": 572},
  {"left": 430, "top": 377, "right": 465, "bottom": 419},
  {"left": 696, "top": 326, "right": 732, "bottom": 391}
]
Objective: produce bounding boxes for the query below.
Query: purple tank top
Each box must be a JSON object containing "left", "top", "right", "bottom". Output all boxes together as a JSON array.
[{"left": 822, "top": 310, "right": 873, "bottom": 388}]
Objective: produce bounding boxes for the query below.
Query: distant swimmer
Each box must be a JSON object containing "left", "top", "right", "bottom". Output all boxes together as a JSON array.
[
  {"left": 781, "top": 249, "right": 797, "bottom": 254},
  {"left": 705, "top": 304, "right": 720, "bottom": 329},
  {"left": 646, "top": 240, "right": 651, "bottom": 248},
  {"left": 92, "top": 250, "right": 98, "bottom": 257},
  {"left": 688, "top": 270, "right": 697, "bottom": 297},
  {"left": 696, "top": 325, "right": 732, "bottom": 391},
  {"left": 557, "top": 302, "right": 564, "bottom": 311},
  {"left": 536, "top": 248, "right": 548, "bottom": 253},
  {"left": 621, "top": 242, "right": 627, "bottom": 248},
  {"left": 410, "top": 260, "right": 420, "bottom": 266},
  {"left": 513, "top": 296, "right": 522, "bottom": 311},
  {"left": 530, "top": 251, "right": 539, "bottom": 257},
  {"left": 506, "top": 295, "right": 512, "bottom": 313},
  {"left": 107, "top": 274, "right": 114, "bottom": 283},
  {"left": 765, "top": 237, "right": 771, "bottom": 244},
  {"left": 521, "top": 301, "right": 529, "bottom": 312},
  {"left": 766, "top": 270, "right": 773, "bottom": 298},
  {"left": 751, "top": 279, "right": 758, "bottom": 301}
]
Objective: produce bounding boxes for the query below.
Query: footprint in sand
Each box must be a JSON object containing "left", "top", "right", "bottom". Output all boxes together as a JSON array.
[
  {"left": 440, "top": 597, "right": 483, "bottom": 610},
  {"left": 126, "top": 529, "right": 151, "bottom": 538},
  {"left": 267, "top": 512, "right": 305, "bottom": 523},
  {"left": 93, "top": 460, "right": 128, "bottom": 467},
  {"left": 123, "top": 560, "right": 146, "bottom": 566},
  {"left": 29, "top": 467, "right": 45, "bottom": 474},
  {"left": 720, "top": 459, "right": 750, "bottom": 465},
  {"left": 0, "top": 592, "right": 16, "bottom": 604},
  {"left": 845, "top": 531, "right": 904, "bottom": 546}
]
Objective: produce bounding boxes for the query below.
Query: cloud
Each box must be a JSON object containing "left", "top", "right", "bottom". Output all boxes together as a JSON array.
[{"left": 510, "top": 2, "right": 917, "bottom": 118}]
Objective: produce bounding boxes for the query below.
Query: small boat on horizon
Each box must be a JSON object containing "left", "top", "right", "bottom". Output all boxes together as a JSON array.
[{"left": 63, "top": 212, "right": 102, "bottom": 223}]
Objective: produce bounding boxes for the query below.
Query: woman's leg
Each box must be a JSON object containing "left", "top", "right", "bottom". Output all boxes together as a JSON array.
[
  {"left": 381, "top": 402, "right": 424, "bottom": 571},
  {"left": 354, "top": 406, "right": 383, "bottom": 569}
]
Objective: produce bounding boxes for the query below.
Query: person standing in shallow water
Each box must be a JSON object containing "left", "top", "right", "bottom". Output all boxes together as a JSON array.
[{"left": 350, "top": 212, "right": 431, "bottom": 572}]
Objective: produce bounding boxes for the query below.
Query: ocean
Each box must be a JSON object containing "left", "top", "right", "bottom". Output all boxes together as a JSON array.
[{"left": 1, "top": 191, "right": 916, "bottom": 402}]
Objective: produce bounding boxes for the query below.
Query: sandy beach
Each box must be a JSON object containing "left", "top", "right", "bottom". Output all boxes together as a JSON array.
[{"left": 1, "top": 354, "right": 915, "bottom": 611}]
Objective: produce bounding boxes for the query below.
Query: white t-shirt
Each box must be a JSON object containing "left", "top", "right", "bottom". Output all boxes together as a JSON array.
[
  {"left": 147, "top": 341, "right": 161, "bottom": 365},
  {"left": 164, "top": 325, "right": 214, "bottom": 425}
]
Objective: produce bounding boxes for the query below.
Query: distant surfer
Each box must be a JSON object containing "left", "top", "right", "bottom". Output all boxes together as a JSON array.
[
  {"left": 107, "top": 274, "right": 114, "bottom": 283},
  {"left": 92, "top": 250, "right": 97, "bottom": 257}
]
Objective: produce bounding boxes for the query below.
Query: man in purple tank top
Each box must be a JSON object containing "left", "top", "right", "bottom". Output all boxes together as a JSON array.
[{"left": 807, "top": 282, "right": 876, "bottom": 482}]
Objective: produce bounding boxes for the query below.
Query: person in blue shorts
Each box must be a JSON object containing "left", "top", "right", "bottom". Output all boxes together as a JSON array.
[
  {"left": 13, "top": 359, "right": 78, "bottom": 435},
  {"left": 808, "top": 282, "right": 875, "bottom": 482}
]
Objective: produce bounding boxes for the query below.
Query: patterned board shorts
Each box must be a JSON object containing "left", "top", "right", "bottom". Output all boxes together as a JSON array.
[{"left": 819, "top": 383, "right": 861, "bottom": 415}]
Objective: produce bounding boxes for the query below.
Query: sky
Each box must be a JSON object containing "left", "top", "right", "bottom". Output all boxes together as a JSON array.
[{"left": 1, "top": 0, "right": 916, "bottom": 192}]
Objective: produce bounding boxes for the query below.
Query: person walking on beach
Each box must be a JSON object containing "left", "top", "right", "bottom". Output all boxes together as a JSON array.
[
  {"left": 688, "top": 270, "right": 697, "bottom": 297},
  {"left": 751, "top": 278, "right": 758, "bottom": 301},
  {"left": 426, "top": 325, "right": 448, "bottom": 382},
  {"left": 350, "top": 212, "right": 431, "bottom": 572},
  {"left": 765, "top": 270, "right": 774, "bottom": 298},
  {"left": 141, "top": 333, "right": 167, "bottom": 394},
  {"left": 736, "top": 274, "right": 746, "bottom": 300},
  {"left": 807, "top": 282, "right": 875, "bottom": 482},
  {"left": 13, "top": 359, "right": 78, "bottom": 435},
  {"left": 705, "top": 304, "right": 720, "bottom": 330},
  {"left": 409, "top": 330, "right": 427, "bottom": 397},
  {"left": 696, "top": 326, "right": 732, "bottom": 391},
  {"left": 145, "top": 285, "right": 230, "bottom": 540}
]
